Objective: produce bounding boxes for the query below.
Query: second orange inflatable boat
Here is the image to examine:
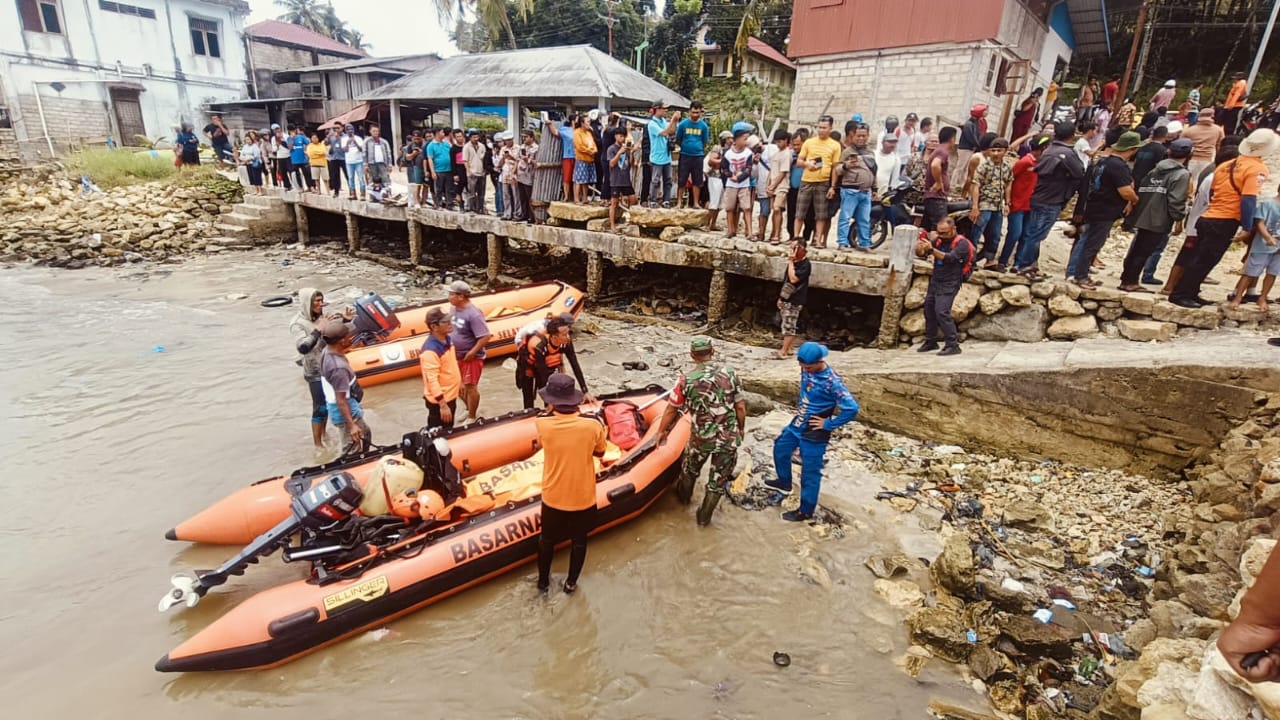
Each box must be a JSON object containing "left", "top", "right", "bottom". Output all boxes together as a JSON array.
[{"left": 346, "top": 280, "right": 584, "bottom": 387}]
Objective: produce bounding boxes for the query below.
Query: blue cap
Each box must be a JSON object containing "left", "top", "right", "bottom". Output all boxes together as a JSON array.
[
  {"left": 850, "top": 113, "right": 864, "bottom": 123},
  {"left": 796, "top": 341, "right": 828, "bottom": 364},
  {"left": 731, "top": 121, "right": 754, "bottom": 135}
]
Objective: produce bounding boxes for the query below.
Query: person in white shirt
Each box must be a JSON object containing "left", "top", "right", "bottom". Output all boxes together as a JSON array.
[
  {"left": 765, "top": 130, "right": 793, "bottom": 243},
  {"left": 1073, "top": 120, "right": 1097, "bottom": 166},
  {"left": 873, "top": 134, "right": 902, "bottom": 199},
  {"left": 895, "top": 113, "right": 921, "bottom": 162},
  {"left": 339, "top": 124, "right": 366, "bottom": 200}
]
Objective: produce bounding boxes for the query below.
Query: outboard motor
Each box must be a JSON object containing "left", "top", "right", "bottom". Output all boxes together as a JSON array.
[
  {"left": 348, "top": 292, "right": 400, "bottom": 346},
  {"left": 158, "top": 473, "right": 364, "bottom": 611}
]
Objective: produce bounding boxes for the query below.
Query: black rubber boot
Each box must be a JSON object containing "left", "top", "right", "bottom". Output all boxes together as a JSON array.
[
  {"left": 675, "top": 473, "right": 694, "bottom": 504},
  {"left": 696, "top": 492, "right": 723, "bottom": 526}
]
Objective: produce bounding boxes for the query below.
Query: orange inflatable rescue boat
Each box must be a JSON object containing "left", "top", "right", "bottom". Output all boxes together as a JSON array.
[
  {"left": 155, "top": 387, "right": 688, "bottom": 672},
  {"left": 342, "top": 280, "right": 584, "bottom": 387}
]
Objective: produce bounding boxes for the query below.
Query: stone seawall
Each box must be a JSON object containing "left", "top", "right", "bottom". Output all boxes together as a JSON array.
[
  {"left": 741, "top": 335, "right": 1280, "bottom": 473},
  {"left": 900, "top": 262, "right": 1280, "bottom": 346}
]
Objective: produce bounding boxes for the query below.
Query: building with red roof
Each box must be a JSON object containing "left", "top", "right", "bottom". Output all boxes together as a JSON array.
[{"left": 695, "top": 25, "right": 796, "bottom": 90}]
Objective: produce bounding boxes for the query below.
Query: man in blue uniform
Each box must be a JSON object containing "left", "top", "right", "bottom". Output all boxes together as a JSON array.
[{"left": 766, "top": 341, "right": 859, "bottom": 522}]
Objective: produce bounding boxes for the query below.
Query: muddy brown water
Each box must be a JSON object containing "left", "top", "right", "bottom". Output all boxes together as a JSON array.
[{"left": 0, "top": 251, "right": 968, "bottom": 718}]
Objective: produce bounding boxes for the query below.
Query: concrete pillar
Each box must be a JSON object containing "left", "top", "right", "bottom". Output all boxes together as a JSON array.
[
  {"left": 875, "top": 224, "right": 919, "bottom": 348},
  {"left": 506, "top": 97, "right": 519, "bottom": 137},
  {"left": 408, "top": 219, "right": 422, "bottom": 265},
  {"left": 390, "top": 99, "right": 403, "bottom": 148},
  {"left": 294, "top": 203, "right": 309, "bottom": 246},
  {"left": 486, "top": 232, "right": 503, "bottom": 284},
  {"left": 596, "top": 96, "right": 609, "bottom": 114},
  {"left": 586, "top": 250, "right": 604, "bottom": 299},
  {"left": 345, "top": 211, "right": 360, "bottom": 253},
  {"left": 707, "top": 266, "right": 728, "bottom": 324},
  {"left": 451, "top": 98, "right": 463, "bottom": 130}
]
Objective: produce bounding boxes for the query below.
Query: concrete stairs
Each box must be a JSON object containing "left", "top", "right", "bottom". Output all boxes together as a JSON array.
[{"left": 213, "top": 194, "right": 294, "bottom": 241}]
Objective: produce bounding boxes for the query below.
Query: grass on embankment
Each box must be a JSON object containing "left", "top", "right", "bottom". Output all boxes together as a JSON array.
[{"left": 65, "top": 148, "right": 180, "bottom": 188}]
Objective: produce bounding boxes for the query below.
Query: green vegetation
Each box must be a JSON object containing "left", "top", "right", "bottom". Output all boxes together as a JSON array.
[
  {"left": 694, "top": 77, "right": 793, "bottom": 135},
  {"left": 66, "top": 149, "right": 176, "bottom": 188}
]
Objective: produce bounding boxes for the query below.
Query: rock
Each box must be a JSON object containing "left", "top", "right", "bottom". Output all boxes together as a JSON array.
[
  {"left": 997, "top": 614, "right": 1076, "bottom": 660},
  {"left": 1136, "top": 662, "right": 1198, "bottom": 709},
  {"left": 967, "top": 644, "right": 1014, "bottom": 682},
  {"left": 1030, "top": 281, "right": 1056, "bottom": 299},
  {"left": 906, "top": 606, "right": 972, "bottom": 662},
  {"left": 967, "top": 304, "right": 1050, "bottom": 342},
  {"left": 627, "top": 205, "right": 709, "bottom": 228},
  {"left": 1253, "top": 481, "right": 1280, "bottom": 515},
  {"left": 978, "top": 290, "right": 1006, "bottom": 315},
  {"left": 1048, "top": 294, "right": 1086, "bottom": 317},
  {"left": 1080, "top": 286, "right": 1123, "bottom": 302},
  {"left": 659, "top": 225, "right": 684, "bottom": 242},
  {"left": 547, "top": 202, "right": 610, "bottom": 222},
  {"left": 1082, "top": 299, "right": 1099, "bottom": 310},
  {"left": 1098, "top": 305, "right": 1125, "bottom": 321},
  {"left": 1123, "top": 293, "right": 1157, "bottom": 315},
  {"left": 1047, "top": 314, "right": 1098, "bottom": 339},
  {"left": 1001, "top": 284, "right": 1033, "bottom": 306},
  {"left": 1116, "top": 319, "right": 1177, "bottom": 342},
  {"left": 1191, "top": 647, "right": 1259, "bottom": 720},
  {"left": 865, "top": 553, "right": 915, "bottom": 579},
  {"left": 1239, "top": 538, "right": 1277, "bottom": 585},
  {"left": 988, "top": 679, "right": 1024, "bottom": 715},
  {"left": 1004, "top": 539, "right": 1066, "bottom": 569},
  {"left": 739, "top": 390, "right": 775, "bottom": 416},
  {"left": 1140, "top": 703, "right": 1193, "bottom": 720},
  {"left": 950, "top": 283, "right": 983, "bottom": 321},
  {"left": 1000, "top": 499, "right": 1056, "bottom": 532},
  {"left": 1124, "top": 618, "right": 1159, "bottom": 652},
  {"left": 1151, "top": 301, "right": 1221, "bottom": 330},
  {"left": 874, "top": 578, "right": 925, "bottom": 609},
  {"left": 900, "top": 309, "right": 926, "bottom": 336},
  {"left": 1096, "top": 683, "right": 1143, "bottom": 720},
  {"left": 1172, "top": 572, "right": 1236, "bottom": 620},
  {"left": 927, "top": 700, "right": 1000, "bottom": 720},
  {"left": 931, "top": 533, "right": 976, "bottom": 598}
]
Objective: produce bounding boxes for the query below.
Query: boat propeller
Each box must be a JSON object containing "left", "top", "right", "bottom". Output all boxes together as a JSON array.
[{"left": 158, "top": 573, "right": 204, "bottom": 612}]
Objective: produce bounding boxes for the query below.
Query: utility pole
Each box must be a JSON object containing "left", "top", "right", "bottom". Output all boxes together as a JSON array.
[
  {"left": 1117, "top": 0, "right": 1150, "bottom": 109},
  {"left": 598, "top": 0, "right": 618, "bottom": 57},
  {"left": 1248, "top": 0, "right": 1280, "bottom": 98},
  {"left": 1133, "top": 1, "right": 1156, "bottom": 100}
]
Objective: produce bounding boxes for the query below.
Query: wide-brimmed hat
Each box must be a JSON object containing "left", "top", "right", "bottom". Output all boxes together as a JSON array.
[
  {"left": 539, "top": 374, "right": 583, "bottom": 406},
  {"left": 1111, "top": 131, "right": 1146, "bottom": 152},
  {"left": 1240, "top": 129, "right": 1280, "bottom": 158},
  {"left": 448, "top": 280, "right": 473, "bottom": 296}
]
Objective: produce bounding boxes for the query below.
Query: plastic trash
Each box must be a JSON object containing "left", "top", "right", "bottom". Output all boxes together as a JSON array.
[
  {"left": 933, "top": 445, "right": 965, "bottom": 455},
  {"left": 1077, "top": 656, "right": 1099, "bottom": 678},
  {"left": 1051, "top": 598, "right": 1077, "bottom": 611},
  {"left": 890, "top": 448, "right": 905, "bottom": 456},
  {"left": 1000, "top": 578, "right": 1027, "bottom": 594},
  {"left": 1029, "top": 474, "right": 1044, "bottom": 483},
  {"left": 1136, "top": 566, "right": 1154, "bottom": 578},
  {"left": 153, "top": 345, "right": 166, "bottom": 353},
  {"left": 1032, "top": 608, "right": 1054, "bottom": 624},
  {"left": 966, "top": 629, "right": 979, "bottom": 644},
  {"left": 772, "top": 651, "right": 791, "bottom": 667}
]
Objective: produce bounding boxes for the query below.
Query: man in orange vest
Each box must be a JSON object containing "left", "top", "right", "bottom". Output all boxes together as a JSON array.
[
  {"left": 420, "top": 307, "right": 461, "bottom": 429},
  {"left": 515, "top": 314, "right": 589, "bottom": 409},
  {"left": 1223, "top": 72, "right": 1249, "bottom": 134}
]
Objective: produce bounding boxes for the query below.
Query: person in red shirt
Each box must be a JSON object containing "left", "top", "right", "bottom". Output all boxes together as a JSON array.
[
  {"left": 1102, "top": 74, "right": 1120, "bottom": 110},
  {"left": 996, "top": 135, "right": 1049, "bottom": 268}
]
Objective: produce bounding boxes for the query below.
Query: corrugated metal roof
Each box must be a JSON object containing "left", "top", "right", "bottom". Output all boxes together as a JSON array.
[
  {"left": 361, "top": 45, "right": 689, "bottom": 108},
  {"left": 747, "top": 38, "right": 796, "bottom": 70},
  {"left": 279, "top": 54, "right": 441, "bottom": 75},
  {"left": 788, "top": 0, "right": 1004, "bottom": 59},
  {"left": 1065, "top": 0, "right": 1111, "bottom": 57},
  {"left": 245, "top": 20, "right": 366, "bottom": 59}
]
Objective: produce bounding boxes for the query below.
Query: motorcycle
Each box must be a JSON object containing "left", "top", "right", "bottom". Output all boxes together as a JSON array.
[{"left": 869, "top": 176, "right": 973, "bottom": 249}]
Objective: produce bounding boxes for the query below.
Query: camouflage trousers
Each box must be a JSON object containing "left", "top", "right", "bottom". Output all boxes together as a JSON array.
[{"left": 676, "top": 442, "right": 738, "bottom": 503}]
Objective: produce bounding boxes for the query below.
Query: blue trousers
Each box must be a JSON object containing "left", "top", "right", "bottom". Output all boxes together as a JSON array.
[
  {"left": 1015, "top": 203, "right": 1063, "bottom": 270},
  {"left": 973, "top": 209, "right": 1004, "bottom": 261},
  {"left": 1000, "top": 210, "right": 1029, "bottom": 266},
  {"left": 837, "top": 188, "right": 872, "bottom": 248},
  {"left": 1141, "top": 233, "right": 1171, "bottom": 281},
  {"left": 772, "top": 423, "right": 829, "bottom": 516}
]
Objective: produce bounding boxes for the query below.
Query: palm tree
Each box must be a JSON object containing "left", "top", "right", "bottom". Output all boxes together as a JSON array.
[
  {"left": 431, "top": 0, "right": 534, "bottom": 50},
  {"left": 275, "top": 0, "right": 326, "bottom": 33},
  {"left": 346, "top": 30, "right": 371, "bottom": 51},
  {"left": 731, "top": 0, "right": 763, "bottom": 81}
]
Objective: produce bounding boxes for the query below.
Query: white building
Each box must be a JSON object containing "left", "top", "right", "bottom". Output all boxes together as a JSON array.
[{"left": 1, "top": 0, "right": 250, "bottom": 158}]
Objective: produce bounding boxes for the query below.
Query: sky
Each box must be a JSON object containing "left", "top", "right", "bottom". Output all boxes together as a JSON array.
[{"left": 247, "top": 0, "right": 460, "bottom": 57}]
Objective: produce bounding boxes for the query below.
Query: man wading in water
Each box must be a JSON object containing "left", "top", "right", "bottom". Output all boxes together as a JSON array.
[
  {"left": 535, "top": 375, "right": 606, "bottom": 594},
  {"left": 290, "top": 288, "right": 352, "bottom": 449},
  {"left": 319, "top": 319, "right": 372, "bottom": 457},
  {"left": 656, "top": 336, "right": 746, "bottom": 526}
]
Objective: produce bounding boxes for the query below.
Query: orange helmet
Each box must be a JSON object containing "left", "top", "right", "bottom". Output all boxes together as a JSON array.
[{"left": 416, "top": 490, "right": 447, "bottom": 520}]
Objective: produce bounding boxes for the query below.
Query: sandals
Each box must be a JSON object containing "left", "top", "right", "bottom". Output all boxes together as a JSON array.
[
  {"left": 1118, "top": 285, "right": 1152, "bottom": 293},
  {"left": 1070, "top": 278, "right": 1099, "bottom": 290},
  {"left": 562, "top": 581, "right": 577, "bottom": 595}
]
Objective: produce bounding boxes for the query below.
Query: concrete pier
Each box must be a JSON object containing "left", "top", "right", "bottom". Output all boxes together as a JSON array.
[{"left": 276, "top": 190, "right": 907, "bottom": 332}]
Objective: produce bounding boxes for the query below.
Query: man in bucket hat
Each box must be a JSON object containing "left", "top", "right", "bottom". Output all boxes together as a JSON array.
[
  {"left": 764, "top": 342, "right": 859, "bottom": 522},
  {"left": 534, "top": 374, "right": 606, "bottom": 594},
  {"left": 657, "top": 336, "right": 746, "bottom": 526}
]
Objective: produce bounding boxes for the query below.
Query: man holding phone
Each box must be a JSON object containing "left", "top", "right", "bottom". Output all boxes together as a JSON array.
[{"left": 793, "top": 115, "right": 843, "bottom": 248}]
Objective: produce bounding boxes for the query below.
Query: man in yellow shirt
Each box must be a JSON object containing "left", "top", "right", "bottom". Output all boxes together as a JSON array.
[
  {"left": 535, "top": 374, "right": 606, "bottom": 594},
  {"left": 793, "top": 115, "right": 842, "bottom": 247}
]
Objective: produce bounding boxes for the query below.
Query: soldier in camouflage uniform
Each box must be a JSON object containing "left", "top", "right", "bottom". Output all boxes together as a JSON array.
[{"left": 657, "top": 336, "right": 747, "bottom": 525}]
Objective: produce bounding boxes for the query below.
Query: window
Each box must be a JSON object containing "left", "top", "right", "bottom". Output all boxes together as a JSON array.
[
  {"left": 99, "top": 1, "right": 156, "bottom": 19},
  {"left": 984, "top": 53, "right": 998, "bottom": 90},
  {"left": 702, "top": 62, "right": 713, "bottom": 77},
  {"left": 189, "top": 17, "right": 220, "bottom": 57},
  {"left": 19, "top": 0, "right": 62, "bottom": 33},
  {"left": 301, "top": 83, "right": 323, "bottom": 97}
]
